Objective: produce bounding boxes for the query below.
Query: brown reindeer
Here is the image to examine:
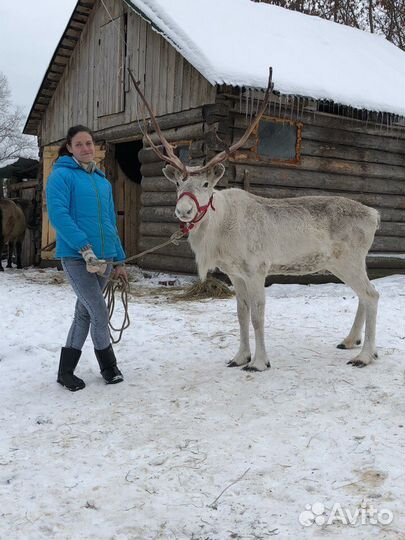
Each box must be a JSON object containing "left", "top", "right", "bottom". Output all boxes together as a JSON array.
[{"left": 0, "top": 198, "right": 27, "bottom": 270}]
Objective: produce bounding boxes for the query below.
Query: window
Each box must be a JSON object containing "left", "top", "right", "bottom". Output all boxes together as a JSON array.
[
  {"left": 257, "top": 118, "right": 301, "bottom": 161},
  {"left": 173, "top": 141, "right": 192, "bottom": 165},
  {"left": 234, "top": 116, "right": 302, "bottom": 163}
]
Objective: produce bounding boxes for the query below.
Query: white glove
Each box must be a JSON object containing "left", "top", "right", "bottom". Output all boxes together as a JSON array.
[{"left": 80, "top": 247, "right": 107, "bottom": 275}]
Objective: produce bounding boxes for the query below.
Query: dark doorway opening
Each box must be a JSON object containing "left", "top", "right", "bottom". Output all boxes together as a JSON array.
[
  {"left": 115, "top": 140, "right": 143, "bottom": 184},
  {"left": 114, "top": 140, "right": 143, "bottom": 258}
]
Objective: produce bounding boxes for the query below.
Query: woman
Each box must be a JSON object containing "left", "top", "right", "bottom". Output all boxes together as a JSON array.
[{"left": 46, "top": 125, "right": 128, "bottom": 391}]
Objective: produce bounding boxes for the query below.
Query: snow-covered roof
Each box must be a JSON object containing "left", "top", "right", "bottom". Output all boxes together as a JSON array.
[{"left": 128, "top": 0, "right": 405, "bottom": 116}]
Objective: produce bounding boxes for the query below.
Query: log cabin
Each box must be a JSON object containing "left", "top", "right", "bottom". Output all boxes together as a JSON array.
[{"left": 24, "top": 0, "right": 405, "bottom": 279}]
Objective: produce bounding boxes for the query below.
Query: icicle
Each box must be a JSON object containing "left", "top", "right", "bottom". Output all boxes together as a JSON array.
[
  {"left": 289, "top": 96, "right": 294, "bottom": 121},
  {"left": 278, "top": 95, "right": 282, "bottom": 119},
  {"left": 239, "top": 87, "right": 243, "bottom": 115},
  {"left": 378, "top": 112, "right": 383, "bottom": 132},
  {"left": 245, "top": 88, "right": 249, "bottom": 121}
]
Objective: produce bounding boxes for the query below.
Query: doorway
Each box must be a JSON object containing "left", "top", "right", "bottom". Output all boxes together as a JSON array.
[{"left": 114, "top": 140, "right": 143, "bottom": 258}]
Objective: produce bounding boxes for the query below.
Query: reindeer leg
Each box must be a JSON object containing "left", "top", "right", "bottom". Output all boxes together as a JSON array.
[
  {"left": 330, "top": 265, "right": 365, "bottom": 349},
  {"left": 7, "top": 241, "right": 14, "bottom": 268},
  {"left": 337, "top": 299, "right": 365, "bottom": 349},
  {"left": 330, "top": 261, "right": 378, "bottom": 367},
  {"left": 243, "top": 276, "right": 270, "bottom": 372},
  {"left": 228, "top": 276, "right": 251, "bottom": 367},
  {"left": 15, "top": 240, "right": 23, "bottom": 269}
]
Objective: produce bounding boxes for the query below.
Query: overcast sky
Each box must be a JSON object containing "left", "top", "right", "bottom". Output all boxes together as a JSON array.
[{"left": 0, "top": 0, "right": 77, "bottom": 117}]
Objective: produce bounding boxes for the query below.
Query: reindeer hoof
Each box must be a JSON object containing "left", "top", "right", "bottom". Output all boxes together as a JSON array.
[
  {"left": 347, "top": 359, "right": 367, "bottom": 368},
  {"left": 227, "top": 355, "right": 250, "bottom": 368},
  {"left": 373, "top": 352, "right": 378, "bottom": 359},
  {"left": 337, "top": 343, "right": 347, "bottom": 350},
  {"left": 242, "top": 363, "right": 270, "bottom": 372},
  {"left": 242, "top": 365, "right": 260, "bottom": 372}
]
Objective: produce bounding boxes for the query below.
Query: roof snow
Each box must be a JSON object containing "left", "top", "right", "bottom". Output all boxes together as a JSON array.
[{"left": 128, "top": 0, "right": 405, "bottom": 116}]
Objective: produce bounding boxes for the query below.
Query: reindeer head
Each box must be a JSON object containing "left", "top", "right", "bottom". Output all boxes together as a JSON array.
[
  {"left": 128, "top": 68, "right": 273, "bottom": 230},
  {"left": 163, "top": 164, "right": 225, "bottom": 224}
]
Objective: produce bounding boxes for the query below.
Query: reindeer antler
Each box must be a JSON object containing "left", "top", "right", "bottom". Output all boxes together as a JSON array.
[
  {"left": 128, "top": 67, "right": 273, "bottom": 178},
  {"left": 191, "top": 67, "right": 273, "bottom": 175},
  {"left": 127, "top": 68, "right": 188, "bottom": 177}
]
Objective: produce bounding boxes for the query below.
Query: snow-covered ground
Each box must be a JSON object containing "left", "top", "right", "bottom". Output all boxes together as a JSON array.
[{"left": 0, "top": 268, "right": 404, "bottom": 540}]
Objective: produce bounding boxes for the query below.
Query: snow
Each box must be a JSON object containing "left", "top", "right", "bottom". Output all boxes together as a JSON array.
[
  {"left": 128, "top": 0, "right": 405, "bottom": 116},
  {"left": 1, "top": 267, "right": 404, "bottom": 539}
]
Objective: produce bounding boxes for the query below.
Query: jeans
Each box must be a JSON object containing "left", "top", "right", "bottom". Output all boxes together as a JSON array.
[{"left": 62, "top": 258, "right": 112, "bottom": 351}]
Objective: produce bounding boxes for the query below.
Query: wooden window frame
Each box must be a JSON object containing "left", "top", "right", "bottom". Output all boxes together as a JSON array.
[{"left": 233, "top": 116, "right": 303, "bottom": 165}]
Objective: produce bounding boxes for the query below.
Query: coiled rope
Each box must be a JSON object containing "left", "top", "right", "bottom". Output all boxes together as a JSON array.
[{"left": 103, "top": 230, "right": 186, "bottom": 343}]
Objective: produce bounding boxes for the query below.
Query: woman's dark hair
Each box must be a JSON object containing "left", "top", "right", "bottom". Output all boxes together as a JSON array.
[{"left": 58, "top": 125, "right": 95, "bottom": 157}]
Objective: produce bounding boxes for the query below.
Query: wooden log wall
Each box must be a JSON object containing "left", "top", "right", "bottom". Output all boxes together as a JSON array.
[
  {"left": 138, "top": 90, "right": 405, "bottom": 277},
  {"left": 136, "top": 106, "right": 216, "bottom": 273},
  {"left": 224, "top": 95, "right": 405, "bottom": 276}
]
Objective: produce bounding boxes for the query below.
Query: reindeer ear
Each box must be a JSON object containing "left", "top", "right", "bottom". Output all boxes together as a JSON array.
[
  {"left": 163, "top": 165, "right": 182, "bottom": 185},
  {"left": 210, "top": 163, "right": 225, "bottom": 186}
]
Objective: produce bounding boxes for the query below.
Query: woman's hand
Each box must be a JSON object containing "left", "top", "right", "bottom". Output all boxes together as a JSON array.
[{"left": 112, "top": 264, "right": 128, "bottom": 284}]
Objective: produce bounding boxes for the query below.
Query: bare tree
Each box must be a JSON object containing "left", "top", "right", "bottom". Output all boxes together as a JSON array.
[
  {"left": 252, "top": 0, "right": 405, "bottom": 50},
  {"left": 0, "top": 72, "right": 37, "bottom": 167}
]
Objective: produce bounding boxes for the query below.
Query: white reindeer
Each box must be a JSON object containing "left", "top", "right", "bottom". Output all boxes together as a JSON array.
[{"left": 131, "top": 69, "right": 380, "bottom": 371}]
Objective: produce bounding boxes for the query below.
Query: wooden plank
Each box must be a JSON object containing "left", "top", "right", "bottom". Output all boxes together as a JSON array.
[
  {"left": 140, "top": 162, "right": 165, "bottom": 177},
  {"left": 173, "top": 51, "right": 184, "bottom": 112},
  {"left": 141, "top": 206, "right": 178, "bottom": 223},
  {"left": 141, "top": 177, "right": 176, "bottom": 192},
  {"left": 181, "top": 59, "right": 191, "bottom": 111},
  {"left": 233, "top": 184, "right": 405, "bottom": 210},
  {"left": 231, "top": 102, "right": 405, "bottom": 140},
  {"left": 41, "top": 146, "right": 60, "bottom": 259},
  {"left": 138, "top": 236, "right": 194, "bottom": 258},
  {"left": 146, "top": 122, "right": 205, "bottom": 145},
  {"left": 232, "top": 164, "right": 405, "bottom": 195},
  {"left": 99, "top": 0, "right": 123, "bottom": 25},
  {"left": 233, "top": 114, "right": 405, "bottom": 154},
  {"left": 301, "top": 124, "right": 405, "bottom": 155},
  {"left": 372, "top": 236, "right": 405, "bottom": 252},
  {"left": 143, "top": 23, "right": 154, "bottom": 117},
  {"left": 378, "top": 222, "right": 405, "bottom": 236},
  {"left": 151, "top": 29, "right": 161, "bottom": 115},
  {"left": 138, "top": 253, "right": 197, "bottom": 274},
  {"left": 159, "top": 37, "right": 168, "bottom": 117},
  {"left": 166, "top": 45, "right": 176, "bottom": 114},
  {"left": 97, "top": 107, "right": 204, "bottom": 142},
  {"left": 97, "top": 16, "right": 125, "bottom": 117},
  {"left": 140, "top": 222, "right": 179, "bottom": 237},
  {"left": 301, "top": 139, "right": 405, "bottom": 167},
  {"left": 141, "top": 192, "right": 176, "bottom": 207}
]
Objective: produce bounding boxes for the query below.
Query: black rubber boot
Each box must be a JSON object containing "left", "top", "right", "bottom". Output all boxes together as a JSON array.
[
  {"left": 94, "top": 344, "right": 123, "bottom": 384},
  {"left": 57, "top": 347, "right": 86, "bottom": 391}
]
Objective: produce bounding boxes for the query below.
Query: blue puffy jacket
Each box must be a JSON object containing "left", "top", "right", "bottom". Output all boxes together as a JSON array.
[{"left": 46, "top": 156, "right": 126, "bottom": 262}]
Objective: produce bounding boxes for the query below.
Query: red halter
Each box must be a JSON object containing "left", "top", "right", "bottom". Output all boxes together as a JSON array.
[{"left": 176, "top": 191, "right": 215, "bottom": 234}]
